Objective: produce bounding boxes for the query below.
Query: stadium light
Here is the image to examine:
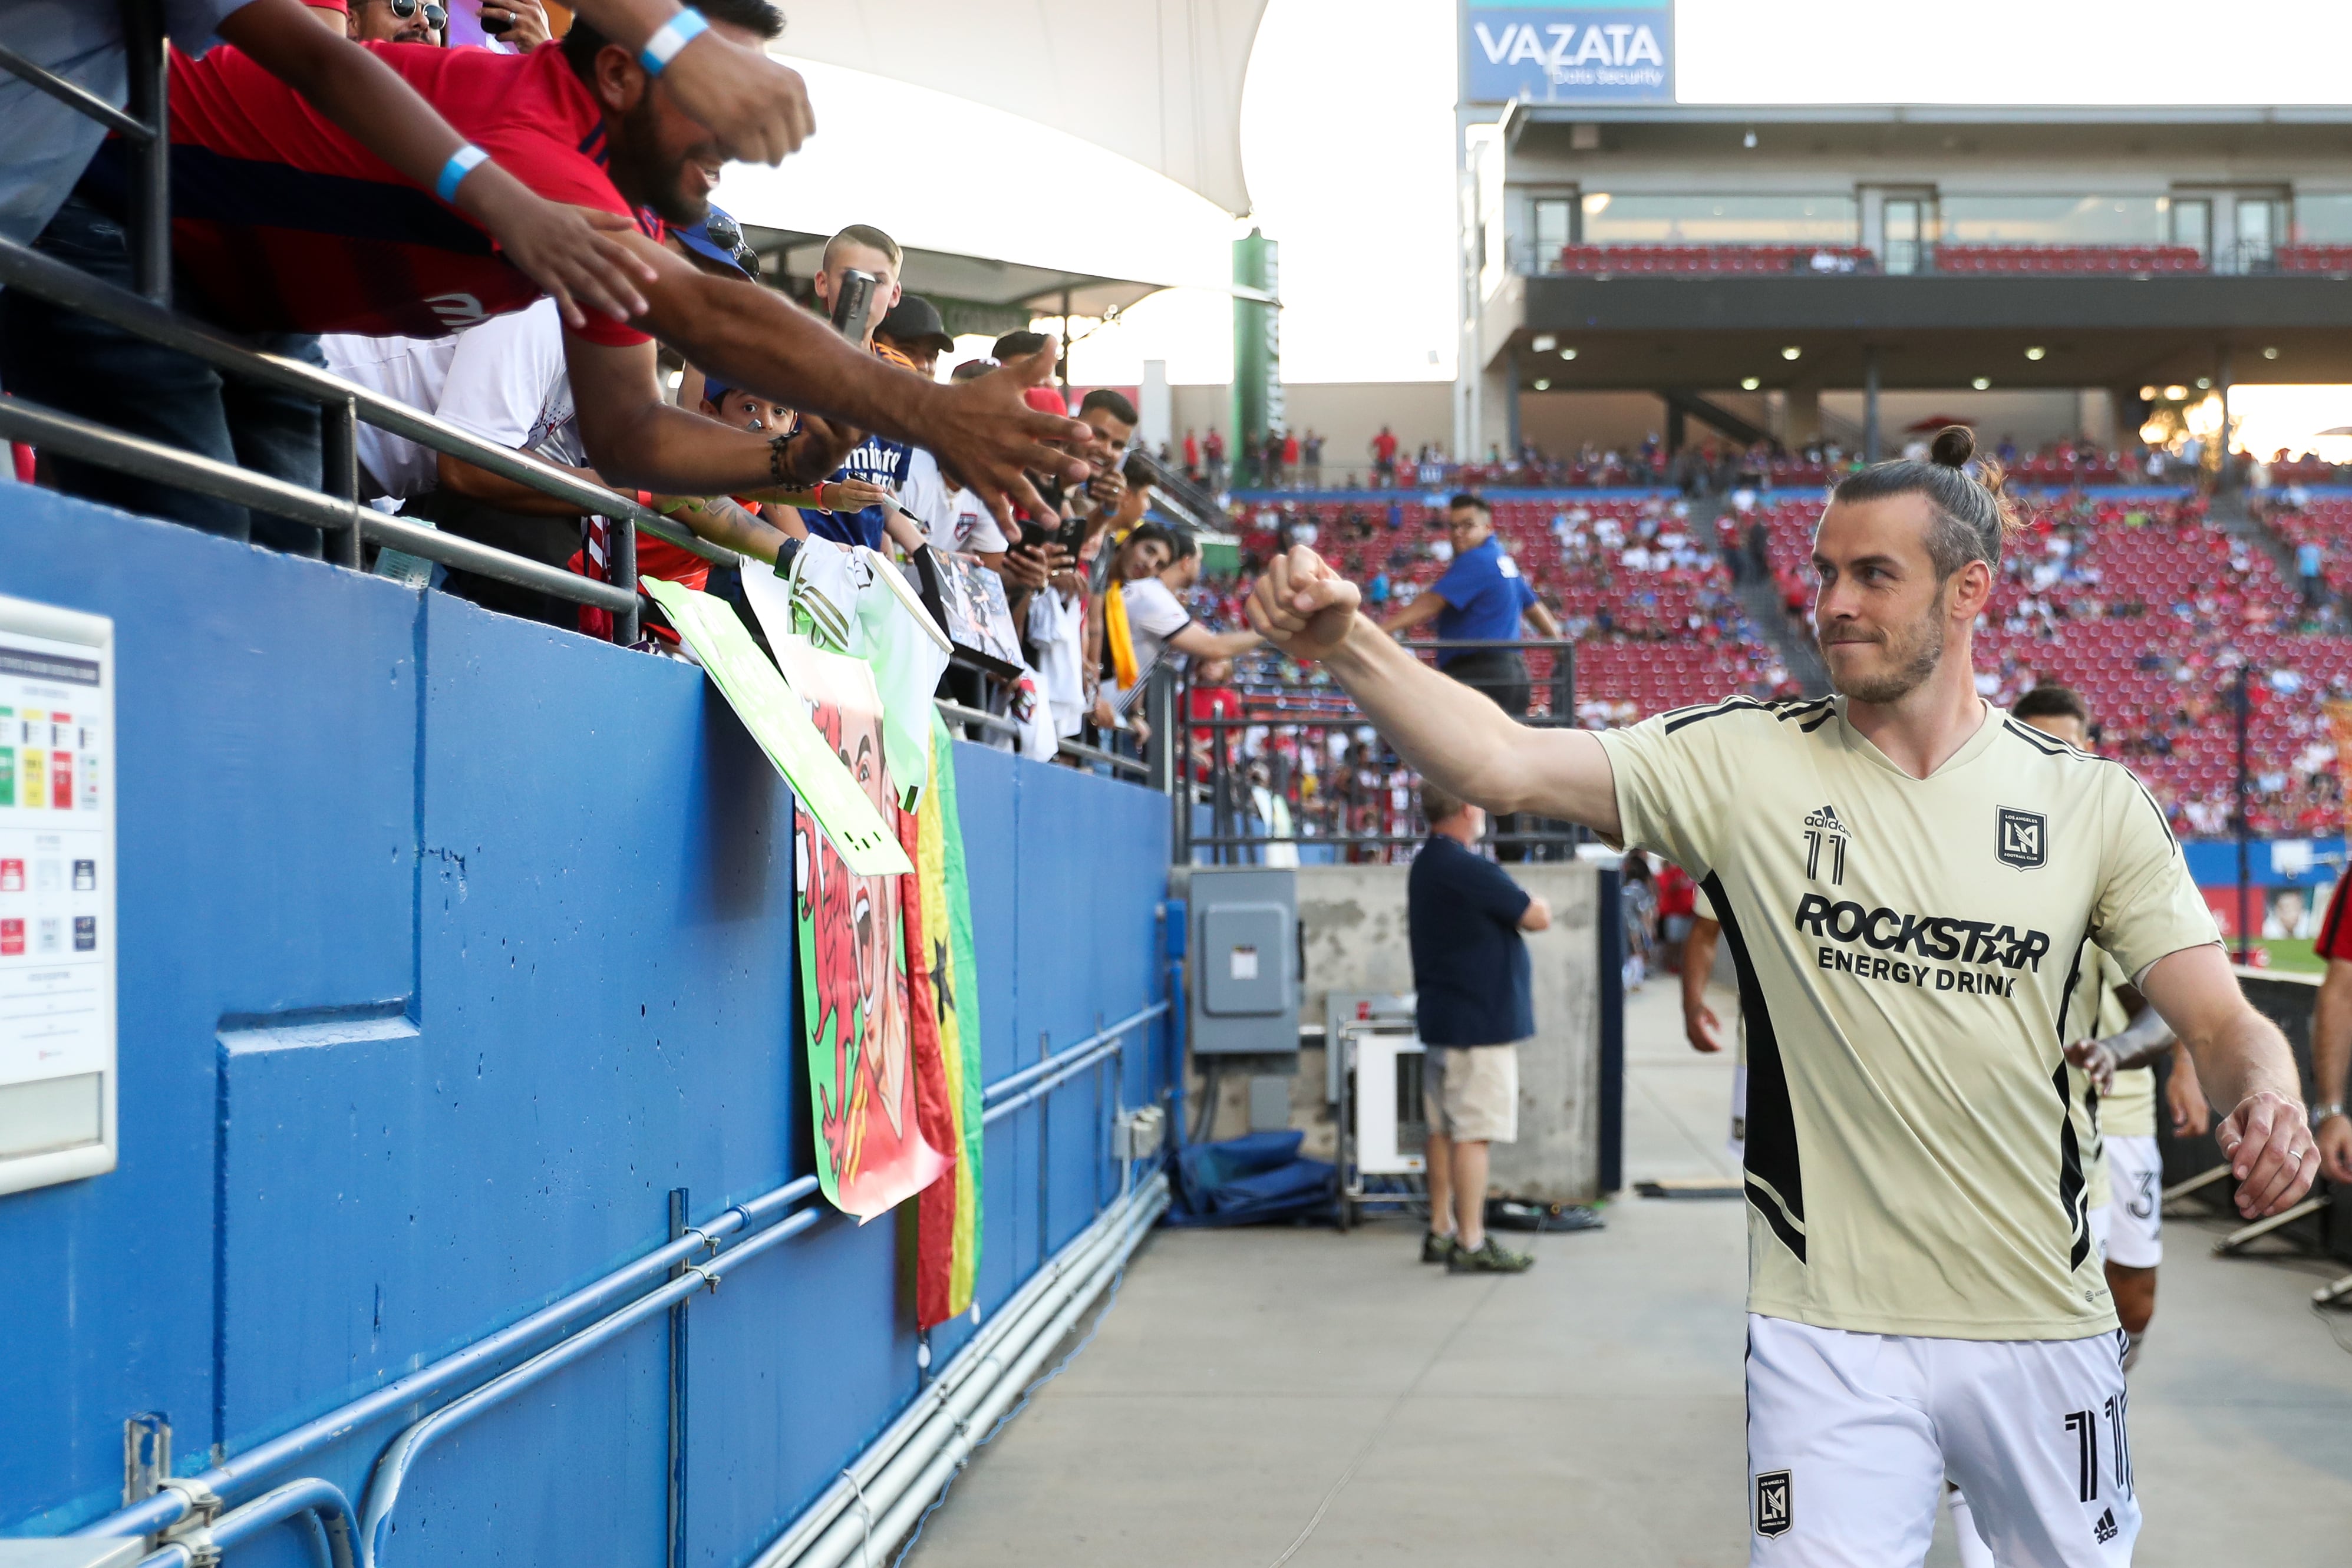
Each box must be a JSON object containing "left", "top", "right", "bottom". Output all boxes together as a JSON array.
[
  {"left": 1532, "top": 334, "right": 1557, "bottom": 352},
  {"left": 1740, "top": 377, "right": 1761, "bottom": 390},
  {"left": 2163, "top": 384, "right": 2188, "bottom": 400},
  {"left": 1533, "top": 378, "right": 1552, "bottom": 391},
  {"left": 2024, "top": 346, "right": 2046, "bottom": 361},
  {"left": 1781, "top": 346, "right": 1801, "bottom": 361},
  {"left": 2264, "top": 346, "right": 2281, "bottom": 360},
  {"left": 1560, "top": 347, "right": 1578, "bottom": 360},
  {"left": 1972, "top": 377, "right": 1991, "bottom": 390},
  {"left": 2139, "top": 385, "right": 2159, "bottom": 400},
  {"left": 2195, "top": 377, "right": 2212, "bottom": 390}
]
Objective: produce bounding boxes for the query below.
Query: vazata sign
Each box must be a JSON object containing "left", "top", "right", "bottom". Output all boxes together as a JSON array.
[{"left": 1465, "top": 1, "right": 1674, "bottom": 105}]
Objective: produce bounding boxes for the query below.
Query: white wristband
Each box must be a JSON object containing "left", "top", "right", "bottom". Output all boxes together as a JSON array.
[{"left": 638, "top": 8, "right": 708, "bottom": 75}]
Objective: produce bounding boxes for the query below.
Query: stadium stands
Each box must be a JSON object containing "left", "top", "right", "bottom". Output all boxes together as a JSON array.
[
  {"left": 1223, "top": 493, "right": 1786, "bottom": 724},
  {"left": 1549, "top": 243, "right": 2211, "bottom": 276},
  {"left": 1554, "top": 245, "right": 1875, "bottom": 275},
  {"left": 2273, "top": 245, "right": 2352, "bottom": 274},
  {"left": 1930, "top": 245, "right": 2205, "bottom": 274}
]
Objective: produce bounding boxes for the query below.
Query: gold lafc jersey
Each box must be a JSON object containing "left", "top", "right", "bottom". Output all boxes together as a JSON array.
[
  {"left": 1596, "top": 695, "right": 2220, "bottom": 1339},
  {"left": 2063, "top": 945, "right": 2135, "bottom": 1210}
]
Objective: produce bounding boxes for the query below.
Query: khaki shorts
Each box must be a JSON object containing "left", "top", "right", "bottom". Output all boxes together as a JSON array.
[{"left": 1421, "top": 1044, "right": 1520, "bottom": 1144}]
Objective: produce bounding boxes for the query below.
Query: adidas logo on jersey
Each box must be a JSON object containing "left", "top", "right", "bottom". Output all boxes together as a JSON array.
[
  {"left": 1802, "top": 804, "right": 1850, "bottom": 884},
  {"left": 2093, "top": 1507, "right": 2117, "bottom": 1543}
]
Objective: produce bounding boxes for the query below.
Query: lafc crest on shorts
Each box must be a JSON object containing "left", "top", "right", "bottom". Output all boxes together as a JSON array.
[{"left": 1754, "top": 1468, "right": 1793, "bottom": 1538}]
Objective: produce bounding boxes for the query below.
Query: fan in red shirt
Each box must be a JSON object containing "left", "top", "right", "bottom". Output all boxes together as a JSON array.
[{"left": 1186, "top": 655, "right": 1243, "bottom": 782}]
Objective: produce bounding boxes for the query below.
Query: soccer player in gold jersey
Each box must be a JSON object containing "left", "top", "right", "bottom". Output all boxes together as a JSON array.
[{"left": 1246, "top": 427, "right": 2317, "bottom": 1567}]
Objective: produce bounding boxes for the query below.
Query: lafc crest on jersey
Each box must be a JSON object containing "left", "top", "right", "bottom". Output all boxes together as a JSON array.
[
  {"left": 1802, "top": 804, "right": 1850, "bottom": 885},
  {"left": 1996, "top": 806, "right": 2048, "bottom": 871}
]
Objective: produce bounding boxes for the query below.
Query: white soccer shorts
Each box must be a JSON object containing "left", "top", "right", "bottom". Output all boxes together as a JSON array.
[
  {"left": 1747, "top": 1315, "right": 2137, "bottom": 1566},
  {"left": 2102, "top": 1137, "right": 2163, "bottom": 1269}
]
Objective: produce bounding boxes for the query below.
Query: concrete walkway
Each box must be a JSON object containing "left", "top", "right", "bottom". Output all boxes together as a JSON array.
[{"left": 905, "top": 975, "right": 2352, "bottom": 1566}]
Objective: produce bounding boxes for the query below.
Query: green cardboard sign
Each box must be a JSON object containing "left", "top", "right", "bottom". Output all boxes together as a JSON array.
[{"left": 642, "top": 577, "right": 912, "bottom": 877}]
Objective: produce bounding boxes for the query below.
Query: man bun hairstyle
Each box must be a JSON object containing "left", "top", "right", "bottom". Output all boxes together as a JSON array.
[
  {"left": 565, "top": 0, "right": 784, "bottom": 75},
  {"left": 1829, "top": 423, "right": 2019, "bottom": 580}
]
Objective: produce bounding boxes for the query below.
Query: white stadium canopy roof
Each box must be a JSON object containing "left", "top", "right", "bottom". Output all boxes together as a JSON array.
[{"left": 715, "top": 1, "right": 1271, "bottom": 326}]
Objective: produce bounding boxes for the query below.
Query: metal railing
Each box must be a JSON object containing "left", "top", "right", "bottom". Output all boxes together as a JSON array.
[{"left": 1175, "top": 637, "right": 1584, "bottom": 863}]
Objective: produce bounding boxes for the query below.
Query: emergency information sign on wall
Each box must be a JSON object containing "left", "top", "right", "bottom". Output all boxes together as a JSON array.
[{"left": 0, "top": 594, "right": 116, "bottom": 1197}]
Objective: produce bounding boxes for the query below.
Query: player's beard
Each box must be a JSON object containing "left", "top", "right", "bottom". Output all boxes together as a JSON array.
[{"left": 1819, "top": 585, "right": 1947, "bottom": 704}]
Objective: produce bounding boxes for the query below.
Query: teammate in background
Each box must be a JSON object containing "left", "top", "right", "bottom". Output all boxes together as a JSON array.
[
  {"left": 1249, "top": 426, "right": 2318, "bottom": 1565},
  {"left": 2015, "top": 685, "right": 2206, "bottom": 1369},
  {"left": 1680, "top": 886, "right": 1746, "bottom": 1163},
  {"left": 2298, "top": 872, "right": 2352, "bottom": 1186}
]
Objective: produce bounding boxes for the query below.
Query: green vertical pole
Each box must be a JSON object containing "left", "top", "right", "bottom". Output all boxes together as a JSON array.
[{"left": 1233, "top": 230, "right": 1282, "bottom": 490}]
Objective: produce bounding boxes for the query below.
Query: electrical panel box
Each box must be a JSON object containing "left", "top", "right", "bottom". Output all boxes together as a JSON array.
[{"left": 1188, "top": 866, "right": 1298, "bottom": 1055}]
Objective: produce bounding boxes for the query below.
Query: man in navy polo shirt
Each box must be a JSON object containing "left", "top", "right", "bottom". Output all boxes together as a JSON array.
[{"left": 1408, "top": 778, "right": 1551, "bottom": 1274}]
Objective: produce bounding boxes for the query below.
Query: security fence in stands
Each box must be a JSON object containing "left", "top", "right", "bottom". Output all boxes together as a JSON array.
[{"left": 1174, "top": 637, "right": 1583, "bottom": 863}]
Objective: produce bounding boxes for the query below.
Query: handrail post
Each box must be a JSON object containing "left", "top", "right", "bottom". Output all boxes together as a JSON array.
[
  {"left": 666, "top": 1187, "right": 691, "bottom": 1568},
  {"left": 1144, "top": 662, "right": 1177, "bottom": 798},
  {"left": 613, "top": 514, "right": 641, "bottom": 646},
  {"left": 323, "top": 398, "right": 362, "bottom": 570},
  {"left": 120, "top": 0, "right": 170, "bottom": 306}
]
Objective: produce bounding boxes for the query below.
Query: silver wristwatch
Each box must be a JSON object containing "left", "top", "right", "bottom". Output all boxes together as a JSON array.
[{"left": 2314, "top": 1103, "right": 2348, "bottom": 1131}]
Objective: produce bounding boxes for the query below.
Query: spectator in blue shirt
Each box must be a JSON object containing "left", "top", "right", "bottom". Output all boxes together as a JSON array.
[
  {"left": 1408, "top": 778, "right": 1550, "bottom": 1274},
  {"left": 2298, "top": 539, "right": 2325, "bottom": 612},
  {"left": 1379, "top": 493, "right": 1560, "bottom": 713},
  {"left": 1382, "top": 493, "right": 1561, "bottom": 858}
]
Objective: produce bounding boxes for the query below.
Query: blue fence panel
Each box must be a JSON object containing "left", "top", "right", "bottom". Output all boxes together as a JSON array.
[{"left": 0, "top": 488, "right": 1170, "bottom": 1566}]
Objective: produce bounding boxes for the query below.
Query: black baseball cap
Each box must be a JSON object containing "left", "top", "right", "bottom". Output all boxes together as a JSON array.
[{"left": 877, "top": 295, "right": 955, "bottom": 355}]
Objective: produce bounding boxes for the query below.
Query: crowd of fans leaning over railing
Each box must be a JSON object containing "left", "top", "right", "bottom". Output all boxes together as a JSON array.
[{"left": 0, "top": 0, "right": 1277, "bottom": 768}]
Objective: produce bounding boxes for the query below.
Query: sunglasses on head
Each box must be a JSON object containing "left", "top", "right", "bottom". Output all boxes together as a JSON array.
[{"left": 385, "top": 0, "right": 449, "bottom": 26}]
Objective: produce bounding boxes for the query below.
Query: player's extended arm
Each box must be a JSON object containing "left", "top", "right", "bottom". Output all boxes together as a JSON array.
[
  {"left": 220, "top": 0, "right": 655, "bottom": 330},
  {"left": 2137, "top": 942, "right": 2318, "bottom": 1217},
  {"left": 2311, "top": 956, "right": 2352, "bottom": 1183},
  {"left": 563, "top": 0, "right": 814, "bottom": 166},
  {"left": 1246, "top": 545, "right": 1619, "bottom": 833},
  {"left": 1683, "top": 916, "right": 1723, "bottom": 1053},
  {"left": 575, "top": 240, "right": 1090, "bottom": 523}
]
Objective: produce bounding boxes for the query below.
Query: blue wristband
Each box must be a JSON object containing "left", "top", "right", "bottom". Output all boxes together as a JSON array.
[
  {"left": 639, "top": 8, "right": 708, "bottom": 74},
  {"left": 435, "top": 144, "right": 488, "bottom": 204}
]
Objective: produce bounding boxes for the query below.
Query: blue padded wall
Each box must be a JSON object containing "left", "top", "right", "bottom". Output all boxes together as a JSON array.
[{"left": 0, "top": 488, "right": 1171, "bottom": 1567}]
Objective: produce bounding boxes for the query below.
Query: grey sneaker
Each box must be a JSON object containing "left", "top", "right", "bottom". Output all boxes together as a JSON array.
[
  {"left": 1447, "top": 1236, "right": 1534, "bottom": 1274},
  {"left": 1420, "top": 1230, "right": 1457, "bottom": 1265}
]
